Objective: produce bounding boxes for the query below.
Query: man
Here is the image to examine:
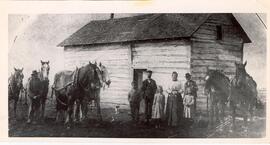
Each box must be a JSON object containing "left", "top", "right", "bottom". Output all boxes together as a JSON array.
[
  {"left": 27, "top": 70, "right": 42, "bottom": 123},
  {"left": 141, "top": 70, "right": 157, "bottom": 124},
  {"left": 184, "top": 73, "right": 198, "bottom": 115}
]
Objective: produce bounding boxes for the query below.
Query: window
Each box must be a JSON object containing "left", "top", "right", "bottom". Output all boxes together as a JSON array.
[{"left": 216, "top": 25, "right": 222, "bottom": 40}]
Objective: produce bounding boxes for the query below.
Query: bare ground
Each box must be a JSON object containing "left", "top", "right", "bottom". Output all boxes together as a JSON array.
[{"left": 8, "top": 99, "right": 266, "bottom": 138}]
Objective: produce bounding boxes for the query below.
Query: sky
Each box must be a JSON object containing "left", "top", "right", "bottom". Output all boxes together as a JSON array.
[{"left": 8, "top": 13, "right": 267, "bottom": 89}]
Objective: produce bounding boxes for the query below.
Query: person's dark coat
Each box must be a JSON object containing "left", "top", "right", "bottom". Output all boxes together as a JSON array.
[
  {"left": 141, "top": 78, "right": 157, "bottom": 121},
  {"left": 29, "top": 76, "right": 42, "bottom": 97},
  {"left": 141, "top": 78, "right": 157, "bottom": 100}
]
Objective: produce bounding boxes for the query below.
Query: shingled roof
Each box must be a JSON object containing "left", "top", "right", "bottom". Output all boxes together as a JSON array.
[{"left": 58, "top": 14, "right": 250, "bottom": 47}]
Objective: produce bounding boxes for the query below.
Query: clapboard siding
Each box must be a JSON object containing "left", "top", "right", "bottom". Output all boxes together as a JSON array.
[
  {"left": 64, "top": 44, "right": 131, "bottom": 107},
  {"left": 191, "top": 14, "right": 244, "bottom": 111},
  {"left": 132, "top": 40, "right": 191, "bottom": 90}
]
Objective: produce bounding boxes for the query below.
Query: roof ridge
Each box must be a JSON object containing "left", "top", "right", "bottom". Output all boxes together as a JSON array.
[{"left": 91, "top": 14, "right": 155, "bottom": 22}]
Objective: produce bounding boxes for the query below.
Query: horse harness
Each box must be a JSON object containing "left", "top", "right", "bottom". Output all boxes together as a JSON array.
[{"left": 54, "top": 65, "right": 101, "bottom": 106}]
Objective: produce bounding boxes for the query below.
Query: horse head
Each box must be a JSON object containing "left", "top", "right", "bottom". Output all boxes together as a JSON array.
[
  {"left": 234, "top": 61, "right": 247, "bottom": 87},
  {"left": 204, "top": 67, "right": 230, "bottom": 96},
  {"left": 98, "top": 62, "right": 111, "bottom": 88},
  {"left": 13, "top": 67, "right": 24, "bottom": 89},
  {"left": 40, "top": 60, "right": 50, "bottom": 81}
]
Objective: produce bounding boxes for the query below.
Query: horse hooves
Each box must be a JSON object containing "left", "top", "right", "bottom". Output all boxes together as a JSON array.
[
  {"left": 66, "top": 126, "right": 71, "bottom": 130},
  {"left": 95, "top": 123, "right": 101, "bottom": 127}
]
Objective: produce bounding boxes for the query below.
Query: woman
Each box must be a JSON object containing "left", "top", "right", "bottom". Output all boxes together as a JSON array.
[{"left": 165, "top": 71, "right": 184, "bottom": 127}]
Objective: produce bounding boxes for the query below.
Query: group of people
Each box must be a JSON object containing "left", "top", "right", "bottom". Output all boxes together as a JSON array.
[{"left": 128, "top": 70, "right": 198, "bottom": 128}]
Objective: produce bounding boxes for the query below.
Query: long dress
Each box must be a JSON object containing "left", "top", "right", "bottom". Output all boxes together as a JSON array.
[
  {"left": 165, "top": 80, "right": 184, "bottom": 127},
  {"left": 183, "top": 94, "right": 194, "bottom": 118},
  {"left": 152, "top": 93, "right": 165, "bottom": 119}
]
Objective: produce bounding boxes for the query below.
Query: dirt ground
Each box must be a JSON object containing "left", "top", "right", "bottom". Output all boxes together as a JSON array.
[{"left": 8, "top": 98, "right": 266, "bottom": 138}]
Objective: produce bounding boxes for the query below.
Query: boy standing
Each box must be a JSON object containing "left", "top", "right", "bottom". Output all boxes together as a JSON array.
[{"left": 128, "top": 81, "right": 141, "bottom": 123}]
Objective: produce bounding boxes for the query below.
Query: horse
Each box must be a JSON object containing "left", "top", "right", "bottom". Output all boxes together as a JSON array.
[
  {"left": 8, "top": 68, "right": 24, "bottom": 119},
  {"left": 74, "top": 62, "right": 111, "bottom": 122},
  {"left": 26, "top": 60, "right": 50, "bottom": 123},
  {"left": 229, "top": 61, "right": 257, "bottom": 131},
  {"left": 51, "top": 61, "right": 110, "bottom": 124},
  {"left": 38, "top": 60, "right": 50, "bottom": 120},
  {"left": 204, "top": 68, "right": 230, "bottom": 127}
]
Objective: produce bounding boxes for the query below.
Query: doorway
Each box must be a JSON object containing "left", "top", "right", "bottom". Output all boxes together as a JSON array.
[{"left": 133, "top": 69, "right": 147, "bottom": 90}]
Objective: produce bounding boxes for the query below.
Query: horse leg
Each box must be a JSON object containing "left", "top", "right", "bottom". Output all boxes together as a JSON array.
[
  {"left": 65, "top": 107, "right": 71, "bottom": 124},
  {"left": 73, "top": 101, "right": 77, "bottom": 122},
  {"left": 221, "top": 103, "right": 225, "bottom": 122},
  {"left": 55, "top": 110, "right": 60, "bottom": 123},
  {"left": 41, "top": 98, "right": 46, "bottom": 120},
  {"left": 215, "top": 103, "right": 220, "bottom": 123},
  {"left": 249, "top": 104, "right": 254, "bottom": 122},
  {"left": 96, "top": 92, "right": 102, "bottom": 121},
  {"left": 14, "top": 97, "right": 18, "bottom": 119},
  {"left": 24, "top": 91, "right": 28, "bottom": 105},
  {"left": 242, "top": 102, "right": 249, "bottom": 129},
  {"left": 230, "top": 102, "right": 236, "bottom": 132},
  {"left": 65, "top": 96, "right": 74, "bottom": 125},
  {"left": 74, "top": 100, "right": 81, "bottom": 122},
  {"left": 209, "top": 103, "right": 214, "bottom": 127},
  {"left": 81, "top": 99, "right": 88, "bottom": 122}
]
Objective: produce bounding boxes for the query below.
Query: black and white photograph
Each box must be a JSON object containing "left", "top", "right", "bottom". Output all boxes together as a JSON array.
[{"left": 7, "top": 13, "right": 266, "bottom": 138}]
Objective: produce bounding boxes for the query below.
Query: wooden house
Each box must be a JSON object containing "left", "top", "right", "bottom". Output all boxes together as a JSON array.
[{"left": 58, "top": 14, "right": 251, "bottom": 110}]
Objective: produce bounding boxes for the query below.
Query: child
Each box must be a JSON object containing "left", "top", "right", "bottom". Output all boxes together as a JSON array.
[
  {"left": 183, "top": 87, "right": 195, "bottom": 119},
  {"left": 152, "top": 85, "right": 165, "bottom": 128},
  {"left": 128, "top": 81, "right": 141, "bottom": 123}
]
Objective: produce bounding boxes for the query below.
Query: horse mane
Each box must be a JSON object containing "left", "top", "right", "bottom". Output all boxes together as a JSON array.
[
  {"left": 237, "top": 71, "right": 258, "bottom": 97},
  {"left": 246, "top": 73, "right": 257, "bottom": 88}
]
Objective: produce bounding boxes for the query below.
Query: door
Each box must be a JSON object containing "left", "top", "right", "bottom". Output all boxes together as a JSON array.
[{"left": 133, "top": 69, "right": 147, "bottom": 90}]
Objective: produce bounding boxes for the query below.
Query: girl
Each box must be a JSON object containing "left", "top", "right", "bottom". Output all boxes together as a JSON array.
[
  {"left": 183, "top": 87, "right": 194, "bottom": 119},
  {"left": 152, "top": 86, "right": 165, "bottom": 128}
]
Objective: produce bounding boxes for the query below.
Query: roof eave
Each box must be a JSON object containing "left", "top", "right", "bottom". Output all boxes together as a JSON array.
[{"left": 59, "top": 37, "right": 191, "bottom": 48}]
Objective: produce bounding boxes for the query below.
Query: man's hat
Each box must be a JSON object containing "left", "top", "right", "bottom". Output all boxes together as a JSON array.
[
  {"left": 32, "top": 70, "right": 38, "bottom": 76},
  {"left": 185, "top": 73, "right": 191, "bottom": 78},
  {"left": 146, "top": 69, "right": 152, "bottom": 73}
]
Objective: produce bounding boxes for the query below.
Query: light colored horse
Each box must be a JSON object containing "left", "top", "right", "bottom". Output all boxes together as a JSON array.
[{"left": 39, "top": 60, "right": 50, "bottom": 120}]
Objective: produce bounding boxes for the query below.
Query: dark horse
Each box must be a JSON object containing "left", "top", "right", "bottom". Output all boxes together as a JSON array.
[
  {"left": 204, "top": 68, "right": 230, "bottom": 127},
  {"left": 229, "top": 61, "right": 257, "bottom": 130},
  {"left": 8, "top": 67, "right": 24, "bottom": 118},
  {"left": 52, "top": 62, "right": 110, "bottom": 124}
]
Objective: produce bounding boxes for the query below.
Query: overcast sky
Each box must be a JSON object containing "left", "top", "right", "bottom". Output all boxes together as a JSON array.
[{"left": 8, "top": 13, "right": 266, "bottom": 89}]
